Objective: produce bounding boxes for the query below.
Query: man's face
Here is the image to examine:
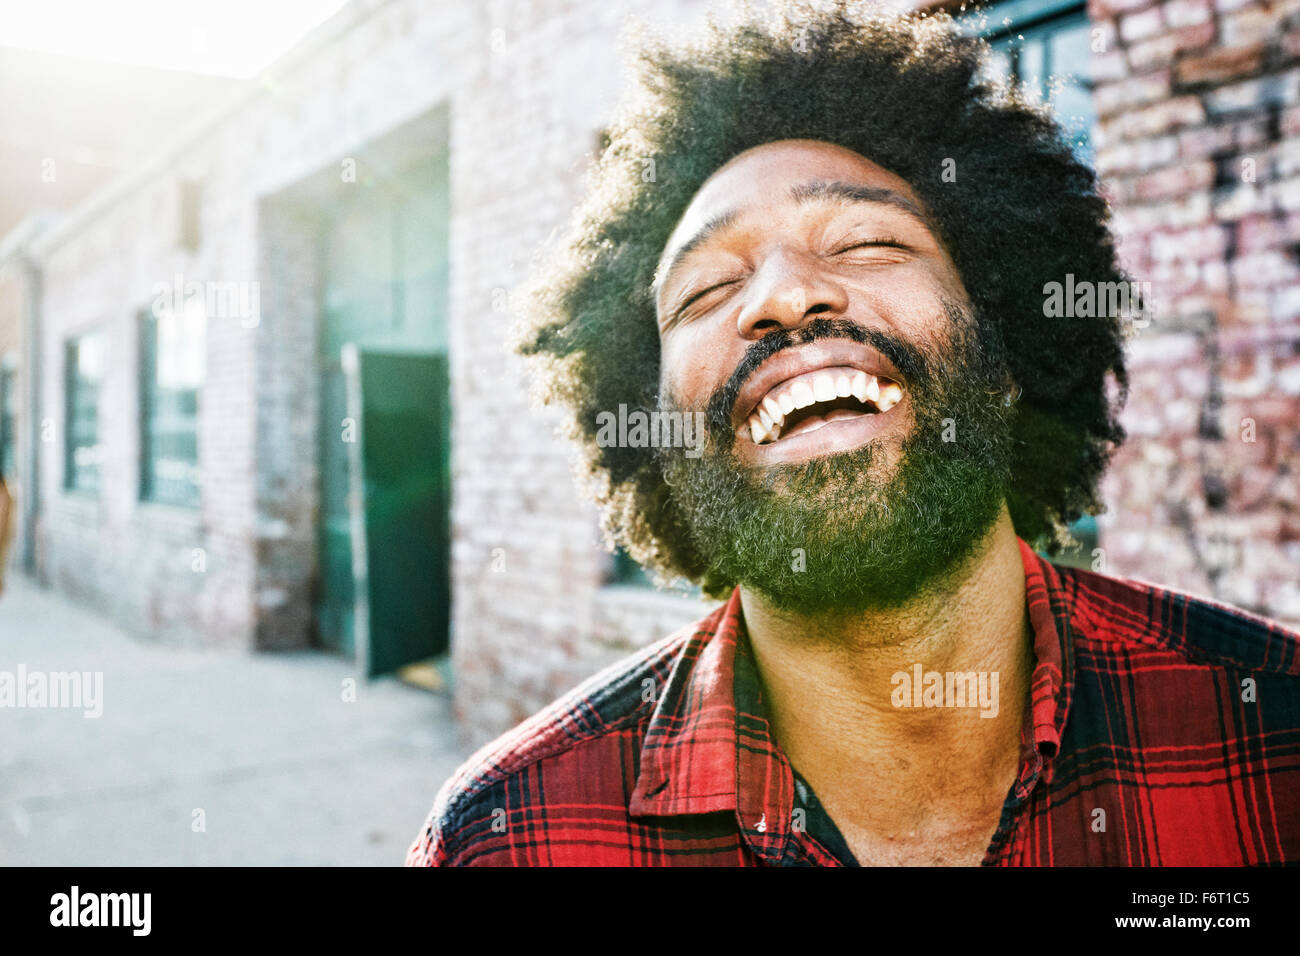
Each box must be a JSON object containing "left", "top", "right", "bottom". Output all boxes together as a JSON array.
[{"left": 653, "top": 139, "right": 1017, "bottom": 610}]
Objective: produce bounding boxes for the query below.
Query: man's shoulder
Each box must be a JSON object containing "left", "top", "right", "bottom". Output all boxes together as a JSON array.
[
  {"left": 449, "top": 629, "right": 685, "bottom": 791},
  {"left": 405, "top": 603, "right": 724, "bottom": 865},
  {"left": 1056, "top": 561, "right": 1300, "bottom": 676}
]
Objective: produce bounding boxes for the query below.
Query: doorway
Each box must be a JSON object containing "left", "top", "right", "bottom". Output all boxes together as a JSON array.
[{"left": 315, "top": 148, "right": 451, "bottom": 676}]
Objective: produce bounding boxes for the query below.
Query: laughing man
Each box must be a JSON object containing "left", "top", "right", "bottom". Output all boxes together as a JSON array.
[{"left": 407, "top": 2, "right": 1300, "bottom": 866}]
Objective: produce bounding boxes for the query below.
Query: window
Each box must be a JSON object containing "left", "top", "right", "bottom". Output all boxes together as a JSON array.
[
  {"left": 608, "top": 546, "right": 705, "bottom": 599},
  {"left": 64, "top": 332, "right": 105, "bottom": 494},
  {"left": 610, "top": 546, "right": 653, "bottom": 587},
  {"left": 139, "top": 304, "right": 204, "bottom": 506},
  {"left": 965, "top": 0, "right": 1096, "bottom": 164},
  {"left": 0, "top": 363, "right": 15, "bottom": 480}
]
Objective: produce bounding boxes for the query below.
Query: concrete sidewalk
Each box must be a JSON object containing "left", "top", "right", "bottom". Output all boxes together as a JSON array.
[{"left": 0, "top": 572, "right": 469, "bottom": 865}]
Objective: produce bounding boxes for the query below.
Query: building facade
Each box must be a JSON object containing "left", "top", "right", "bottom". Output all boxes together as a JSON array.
[{"left": 0, "top": 0, "right": 1295, "bottom": 752}]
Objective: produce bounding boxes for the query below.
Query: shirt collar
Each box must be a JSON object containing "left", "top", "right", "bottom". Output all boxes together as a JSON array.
[
  {"left": 629, "top": 537, "right": 1077, "bottom": 851},
  {"left": 628, "top": 585, "right": 796, "bottom": 861}
]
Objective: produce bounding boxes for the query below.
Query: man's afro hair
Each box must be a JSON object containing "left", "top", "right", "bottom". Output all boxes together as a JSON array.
[{"left": 514, "top": 0, "right": 1130, "bottom": 588}]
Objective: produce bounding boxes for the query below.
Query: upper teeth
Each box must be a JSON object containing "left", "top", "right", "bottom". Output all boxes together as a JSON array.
[{"left": 746, "top": 369, "right": 902, "bottom": 444}]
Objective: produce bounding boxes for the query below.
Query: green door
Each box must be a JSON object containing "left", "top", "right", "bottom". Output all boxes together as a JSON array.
[
  {"left": 351, "top": 350, "right": 451, "bottom": 675},
  {"left": 316, "top": 150, "right": 451, "bottom": 664}
]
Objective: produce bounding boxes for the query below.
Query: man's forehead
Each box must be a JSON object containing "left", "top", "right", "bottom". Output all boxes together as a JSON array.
[{"left": 655, "top": 139, "right": 928, "bottom": 287}]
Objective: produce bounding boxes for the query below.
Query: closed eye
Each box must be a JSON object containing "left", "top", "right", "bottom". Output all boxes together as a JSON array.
[
  {"left": 830, "top": 236, "right": 910, "bottom": 256},
  {"left": 673, "top": 279, "right": 739, "bottom": 322}
]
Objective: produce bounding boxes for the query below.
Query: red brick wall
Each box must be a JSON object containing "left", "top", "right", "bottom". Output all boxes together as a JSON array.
[{"left": 1089, "top": 0, "right": 1300, "bottom": 626}]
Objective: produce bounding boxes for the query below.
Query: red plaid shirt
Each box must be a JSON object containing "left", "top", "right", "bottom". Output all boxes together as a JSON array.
[{"left": 407, "top": 539, "right": 1300, "bottom": 865}]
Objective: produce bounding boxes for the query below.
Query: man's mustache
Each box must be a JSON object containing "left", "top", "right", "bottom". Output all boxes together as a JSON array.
[{"left": 701, "top": 317, "right": 937, "bottom": 439}]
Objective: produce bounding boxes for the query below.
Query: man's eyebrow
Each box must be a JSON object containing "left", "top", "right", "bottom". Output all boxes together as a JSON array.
[
  {"left": 652, "top": 208, "right": 741, "bottom": 299},
  {"left": 789, "top": 180, "right": 934, "bottom": 230},
  {"left": 653, "top": 179, "right": 937, "bottom": 300}
]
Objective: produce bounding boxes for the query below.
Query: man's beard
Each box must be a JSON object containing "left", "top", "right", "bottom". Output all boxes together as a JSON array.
[{"left": 657, "top": 307, "right": 1016, "bottom": 613}]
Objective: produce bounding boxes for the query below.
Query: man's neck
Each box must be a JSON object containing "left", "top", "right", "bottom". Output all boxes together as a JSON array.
[{"left": 738, "top": 504, "right": 1035, "bottom": 858}]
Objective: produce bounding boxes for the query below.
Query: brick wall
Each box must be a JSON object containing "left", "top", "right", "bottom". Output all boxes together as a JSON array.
[
  {"left": 1089, "top": 0, "right": 1300, "bottom": 627},
  {"left": 252, "top": 198, "right": 322, "bottom": 650},
  {"left": 35, "top": 166, "right": 259, "bottom": 647}
]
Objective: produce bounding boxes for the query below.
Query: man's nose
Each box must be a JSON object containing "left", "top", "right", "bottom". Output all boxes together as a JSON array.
[{"left": 735, "top": 248, "right": 850, "bottom": 340}]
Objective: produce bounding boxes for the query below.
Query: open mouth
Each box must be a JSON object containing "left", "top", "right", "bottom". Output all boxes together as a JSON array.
[{"left": 744, "top": 366, "right": 904, "bottom": 445}]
